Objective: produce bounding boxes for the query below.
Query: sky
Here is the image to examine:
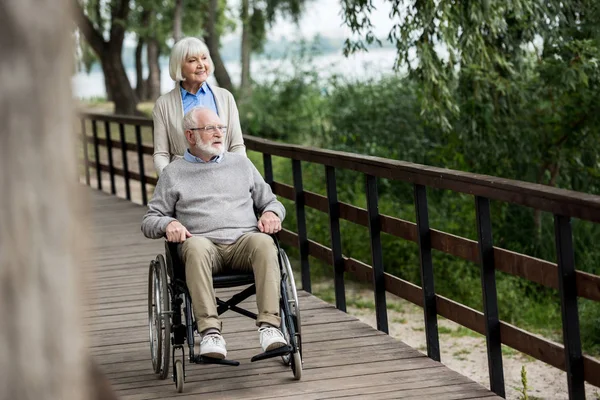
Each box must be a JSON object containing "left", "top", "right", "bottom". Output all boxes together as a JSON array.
[{"left": 223, "top": 0, "right": 396, "bottom": 42}]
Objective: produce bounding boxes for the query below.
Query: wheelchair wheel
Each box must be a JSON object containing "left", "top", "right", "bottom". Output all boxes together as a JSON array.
[
  {"left": 174, "top": 359, "right": 184, "bottom": 393},
  {"left": 148, "top": 254, "right": 171, "bottom": 380},
  {"left": 291, "top": 351, "right": 302, "bottom": 380},
  {"left": 279, "top": 248, "right": 302, "bottom": 366}
]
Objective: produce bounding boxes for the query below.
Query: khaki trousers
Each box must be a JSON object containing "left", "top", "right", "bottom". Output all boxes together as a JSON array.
[{"left": 181, "top": 232, "right": 281, "bottom": 333}]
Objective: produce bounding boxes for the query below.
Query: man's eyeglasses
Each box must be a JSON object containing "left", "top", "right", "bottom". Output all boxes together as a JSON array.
[{"left": 189, "top": 125, "right": 227, "bottom": 134}]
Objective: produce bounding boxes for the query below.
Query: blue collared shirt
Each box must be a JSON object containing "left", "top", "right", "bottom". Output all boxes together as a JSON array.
[
  {"left": 183, "top": 149, "right": 223, "bottom": 164},
  {"left": 180, "top": 83, "right": 218, "bottom": 116}
]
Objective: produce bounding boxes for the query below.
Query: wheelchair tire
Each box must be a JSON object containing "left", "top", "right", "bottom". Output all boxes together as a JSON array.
[
  {"left": 291, "top": 351, "right": 302, "bottom": 380},
  {"left": 279, "top": 248, "right": 302, "bottom": 365},
  {"left": 174, "top": 359, "right": 184, "bottom": 393},
  {"left": 149, "top": 254, "right": 171, "bottom": 380},
  {"left": 148, "top": 260, "right": 162, "bottom": 374}
]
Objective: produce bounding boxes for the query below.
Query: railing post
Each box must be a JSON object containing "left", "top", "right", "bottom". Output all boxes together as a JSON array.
[
  {"left": 80, "top": 118, "right": 90, "bottom": 186},
  {"left": 104, "top": 121, "right": 116, "bottom": 195},
  {"left": 91, "top": 120, "right": 102, "bottom": 190},
  {"left": 263, "top": 153, "right": 273, "bottom": 188},
  {"left": 475, "top": 196, "right": 505, "bottom": 397},
  {"left": 414, "top": 184, "right": 440, "bottom": 361},
  {"left": 135, "top": 125, "right": 148, "bottom": 205},
  {"left": 365, "top": 174, "right": 388, "bottom": 333},
  {"left": 554, "top": 214, "right": 585, "bottom": 400},
  {"left": 326, "top": 166, "right": 346, "bottom": 312},
  {"left": 292, "top": 159, "right": 311, "bottom": 293},
  {"left": 119, "top": 123, "right": 131, "bottom": 201}
]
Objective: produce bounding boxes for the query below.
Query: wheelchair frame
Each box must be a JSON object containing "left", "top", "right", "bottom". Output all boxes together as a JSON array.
[{"left": 147, "top": 234, "right": 302, "bottom": 393}]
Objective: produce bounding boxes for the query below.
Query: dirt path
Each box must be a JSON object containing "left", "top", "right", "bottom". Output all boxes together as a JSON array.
[{"left": 315, "top": 282, "right": 600, "bottom": 400}]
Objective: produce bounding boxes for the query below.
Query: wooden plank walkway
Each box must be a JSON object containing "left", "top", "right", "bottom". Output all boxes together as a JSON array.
[{"left": 85, "top": 189, "right": 501, "bottom": 400}]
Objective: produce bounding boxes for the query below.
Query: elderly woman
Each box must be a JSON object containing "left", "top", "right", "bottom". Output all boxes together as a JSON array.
[{"left": 152, "top": 37, "right": 246, "bottom": 176}]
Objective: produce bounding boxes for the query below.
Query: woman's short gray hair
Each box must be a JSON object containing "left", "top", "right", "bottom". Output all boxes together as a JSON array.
[{"left": 169, "top": 37, "right": 214, "bottom": 82}]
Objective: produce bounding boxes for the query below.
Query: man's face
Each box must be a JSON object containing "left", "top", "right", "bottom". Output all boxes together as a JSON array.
[
  {"left": 192, "top": 111, "right": 225, "bottom": 157},
  {"left": 194, "top": 130, "right": 223, "bottom": 157}
]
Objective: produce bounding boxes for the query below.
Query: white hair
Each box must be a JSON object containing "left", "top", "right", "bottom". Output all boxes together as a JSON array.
[
  {"left": 182, "top": 106, "right": 201, "bottom": 131},
  {"left": 169, "top": 37, "right": 214, "bottom": 82}
]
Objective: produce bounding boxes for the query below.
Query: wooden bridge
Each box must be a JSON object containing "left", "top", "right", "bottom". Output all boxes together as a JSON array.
[
  {"left": 81, "top": 113, "right": 600, "bottom": 399},
  {"left": 87, "top": 190, "right": 499, "bottom": 399}
]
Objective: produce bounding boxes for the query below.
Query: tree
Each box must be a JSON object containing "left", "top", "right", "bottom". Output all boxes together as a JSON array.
[
  {"left": 341, "top": 0, "right": 600, "bottom": 246},
  {"left": 74, "top": 0, "right": 139, "bottom": 115},
  {"left": 204, "top": 0, "right": 235, "bottom": 92},
  {"left": 239, "top": 0, "right": 311, "bottom": 98},
  {"left": 1, "top": 0, "right": 118, "bottom": 399},
  {"left": 173, "top": 0, "right": 183, "bottom": 42}
]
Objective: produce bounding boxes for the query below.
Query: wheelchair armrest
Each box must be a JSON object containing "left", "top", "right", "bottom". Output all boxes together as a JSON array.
[{"left": 164, "top": 241, "right": 185, "bottom": 281}]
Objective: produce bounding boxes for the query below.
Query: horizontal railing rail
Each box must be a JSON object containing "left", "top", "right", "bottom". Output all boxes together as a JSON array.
[
  {"left": 79, "top": 111, "right": 600, "bottom": 399},
  {"left": 244, "top": 136, "right": 600, "bottom": 224}
]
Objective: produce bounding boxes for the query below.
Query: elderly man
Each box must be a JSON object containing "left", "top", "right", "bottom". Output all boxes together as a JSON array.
[{"left": 141, "top": 106, "right": 287, "bottom": 359}]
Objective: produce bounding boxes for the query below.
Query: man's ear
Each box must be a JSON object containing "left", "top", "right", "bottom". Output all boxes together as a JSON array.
[{"left": 184, "top": 129, "right": 195, "bottom": 145}]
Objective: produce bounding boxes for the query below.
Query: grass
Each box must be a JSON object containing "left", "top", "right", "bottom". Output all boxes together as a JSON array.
[
  {"left": 347, "top": 298, "right": 376, "bottom": 309},
  {"left": 392, "top": 317, "right": 407, "bottom": 324},
  {"left": 387, "top": 302, "right": 405, "bottom": 313},
  {"left": 450, "top": 326, "right": 480, "bottom": 338},
  {"left": 502, "top": 345, "right": 518, "bottom": 357},
  {"left": 438, "top": 326, "right": 453, "bottom": 335},
  {"left": 452, "top": 348, "right": 470, "bottom": 360}
]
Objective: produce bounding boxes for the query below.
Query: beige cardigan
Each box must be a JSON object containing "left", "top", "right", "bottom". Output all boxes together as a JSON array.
[{"left": 152, "top": 83, "right": 246, "bottom": 176}]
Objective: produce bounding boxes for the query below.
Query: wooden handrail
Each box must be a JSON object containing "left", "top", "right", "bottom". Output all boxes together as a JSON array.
[
  {"left": 80, "top": 112, "right": 153, "bottom": 127},
  {"left": 244, "top": 136, "right": 600, "bottom": 224}
]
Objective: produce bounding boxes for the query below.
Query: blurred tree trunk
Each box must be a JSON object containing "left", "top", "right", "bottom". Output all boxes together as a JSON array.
[
  {"left": 74, "top": 0, "right": 139, "bottom": 115},
  {"left": 105, "top": 79, "right": 115, "bottom": 102},
  {"left": 146, "top": 37, "right": 161, "bottom": 101},
  {"left": 240, "top": 0, "right": 252, "bottom": 98},
  {"left": 0, "top": 1, "right": 117, "bottom": 400},
  {"left": 204, "top": 0, "right": 234, "bottom": 92},
  {"left": 173, "top": 0, "right": 183, "bottom": 42},
  {"left": 135, "top": 37, "right": 146, "bottom": 102}
]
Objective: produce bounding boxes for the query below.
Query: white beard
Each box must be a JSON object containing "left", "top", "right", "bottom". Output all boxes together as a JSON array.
[{"left": 194, "top": 132, "right": 224, "bottom": 158}]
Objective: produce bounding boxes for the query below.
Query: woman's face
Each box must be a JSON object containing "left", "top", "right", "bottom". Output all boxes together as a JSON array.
[{"left": 181, "top": 53, "right": 210, "bottom": 86}]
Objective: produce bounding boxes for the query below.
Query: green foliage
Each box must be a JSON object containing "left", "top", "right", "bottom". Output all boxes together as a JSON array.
[
  {"left": 239, "top": 43, "right": 328, "bottom": 144},
  {"left": 519, "top": 365, "right": 529, "bottom": 400},
  {"left": 341, "top": 0, "right": 600, "bottom": 136},
  {"left": 242, "top": 51, "right": 600, "bottom": 354}
]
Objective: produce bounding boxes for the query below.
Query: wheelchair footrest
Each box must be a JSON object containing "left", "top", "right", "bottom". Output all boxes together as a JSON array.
[
  {"left": 192, "top": 355, "right": 240, "bottom": 366},
  {"left": 250, "top": 345, "right": 292, "bottom": 363}
]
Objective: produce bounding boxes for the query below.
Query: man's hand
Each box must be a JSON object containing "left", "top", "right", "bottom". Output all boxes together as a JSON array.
[
  {"left": 258, "top": 211, "right": 281, "bottom": 234},
  {"left": 165, "top": 220, "right": 192, "bottom": 242}
]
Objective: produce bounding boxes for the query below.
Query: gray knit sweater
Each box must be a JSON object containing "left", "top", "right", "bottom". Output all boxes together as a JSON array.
[{"left": 141, "top": 152, "right": 286, "bottom": 244}]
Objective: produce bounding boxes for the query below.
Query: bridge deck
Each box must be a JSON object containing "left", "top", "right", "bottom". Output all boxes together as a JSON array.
[{"left": 86, "top": 189, "right": 500, "bottom": 400}]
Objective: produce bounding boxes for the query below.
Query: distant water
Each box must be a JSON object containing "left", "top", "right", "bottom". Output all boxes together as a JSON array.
[{"left": 72, "top": 47, "right": 400, "bottom": 99}]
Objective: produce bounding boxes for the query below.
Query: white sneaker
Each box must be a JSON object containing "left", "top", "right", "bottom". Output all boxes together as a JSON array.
[
  {"left": 200, "top": 333, "right": 227, "bottom": 359},
  {"left": 259, "top": 326, "right": 287, "bottom": 352}
]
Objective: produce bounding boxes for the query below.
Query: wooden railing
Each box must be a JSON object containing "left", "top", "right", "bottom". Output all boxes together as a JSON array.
[
  {"left": 79, "top": 112, "right": 600, "bottom": 399},
  {"left": 80, "top": 113, "right": 155, "bottom": 205}
]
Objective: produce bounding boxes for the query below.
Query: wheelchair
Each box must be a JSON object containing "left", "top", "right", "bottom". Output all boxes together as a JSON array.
[{"left": 147, "top": 234, "right": 302, "bottom": 393}]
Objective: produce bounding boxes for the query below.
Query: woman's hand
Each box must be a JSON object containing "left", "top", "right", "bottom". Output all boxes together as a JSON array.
[
  {"left": 165, "top": 220, "right": 192, "bottom": 242},
  {"left": 258, "top": 211, "right": 281, "bottom": 234}
]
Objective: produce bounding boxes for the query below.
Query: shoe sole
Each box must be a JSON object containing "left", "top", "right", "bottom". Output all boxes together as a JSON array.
[
  {"left": 200, "top": 351, "right": 226, "bottom": 359},
  {"left": 265, "top": 341, "right": 287, "bottom": 352}
]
